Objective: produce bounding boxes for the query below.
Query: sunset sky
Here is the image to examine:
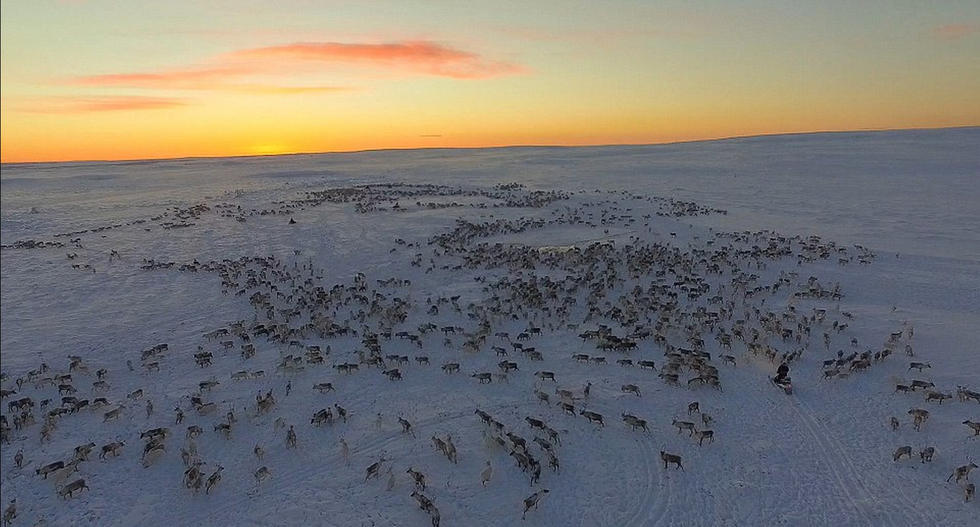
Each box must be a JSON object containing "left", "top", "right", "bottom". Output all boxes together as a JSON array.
[{"left": 2, "top": 0, "right": 978, "bottom": 163}]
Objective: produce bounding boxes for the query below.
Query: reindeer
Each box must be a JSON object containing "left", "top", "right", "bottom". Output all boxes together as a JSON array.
[
  {"left": 963, "top": 420, "right": 980, "bottom": 436},
  {"left": 660, "top": 451, "right": 684, "bottom": 470},
  {"left": 621, "top": 384, "right": 641, "bottom": 396},
  {"left": 919, "top": 447, "right": 935, "bottom": 463},
  {"left": 908, "top": 362, "right": 930, "bottom": 372},
  {"left": 214, "top": 422, "right": 232, "bottom": 438},
  {"left": 506, "top": 432, "right": 527, "bottom": 451},
  {"left": 73, "top": 442, "right": 96, "bottom": 461},
  {"left": 481, "top": 461, "right": 493, "bottom": 486},
  {"left": 694, "top": 429, "right": 714, "bottom": 446},
  {"left": 525, "top": 417, "right": 546, "bottom": 430},
  {"left": 445, "top": 435, "right": 459, "bottom": 464},
  {"left": 621, "top": 413, "right": 649, "bottom": 432},
  {"left": 908, "top": 408, "right": 929, "bottom": 431},
  {"left": 407, "top": 467, "right": 426, "bottom": 490},
  {"left": 966, "top": 482, "right": 975, "bottom": 502},
  {"left": 103, "top": 405, "right": 124, "bottom": 421},
  {"left": 140, "top": 427, "right": 169, "bottom": 441},
  {"left": 948, "top": 463, "right": 978, "bottom": 483},
  {"left": 522, "top": 489, "right": 549, "bottom": 520},
  {"left": 546, "top": 450, "right": 560, "bottom": 472},
  {"left": 58, "top": 479, "right": 88, "bottom": 498},
  {"left": 100, "top": 441, "right": 124, "bottom": 459},
  {"left": 286, "top": 425, "right": 297, "bottom": 448},
  {"left": 186, "top": 425, "right": 203, "bottom": 439},
  {"left": 205, "top": 466, "right": 224, "bottom": 494},
  {"left": 925, "top": 391, "right": 952, "bottom": 404},
  {"left": 254, "top": 466, "right": 271, "bottom": 484},
  {"left": 365, "top": 457, "right": 385, "bottom": 481},
  {"left": 893, "top": 446, "right": 913, "bottom": 461},
  {"left": 956, "top": 386, "right": 980, "bottom": 403},
  {"left": 2, "top": 500, "right": 14, "bottom": 527},
  {"left": 579, "top": 409, "right": 604, "bottom": 427},
  {"left": 474, "top": 409, "right": 493, "bottom": 425},
  {"left": 889, "top": 417, "right": 900, "bottom": 431},
  {"left": 472, "top": 372, "right": 492, "bottom": 384},
  {"left": 910, "top": 380, "right": 935, "bottom": 391},
  {"left": 141, "top": 439, "right": 166, "bottom": 467},
  {"left": 177, "top": 463, "right": 199, "bottom": 492},
  {"left": 544, "top": 426, "right": 561, "bottom": 446},
  {"left": 410, "top": 489, "right": 436, "bottom": 513},
  {"left": 334, "top": 404, "right": 348, "bottom": 422},
  {"left": 399, "top": 417, "right": 416, "bottom": 437},
  {"left": 535, "top": 371, "right": 556, "bottom": 382},
  {"left": 36, "top": 460, "right": 65, "bottom": 479},
  {"left": 533, "top": 437, "right": 554, "bottom": 452},
  {"left": 672, "top": 419, "right": 696, "bottom": 436},
  {"left": 688, "top": 402, "right": 700, "bottom": 415}
]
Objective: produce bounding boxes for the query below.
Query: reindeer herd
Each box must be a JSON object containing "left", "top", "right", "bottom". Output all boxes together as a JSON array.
[{"left": 2, "top": 182, "right": 977, "bottom": 526}]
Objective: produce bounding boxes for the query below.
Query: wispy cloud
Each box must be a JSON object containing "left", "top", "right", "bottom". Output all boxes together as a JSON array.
[
  {"left": 16, "top": 95, "right": 187, "bottom": 114},
  {"left": 67, "top": 40, "right": 524, "bottom": 91},
  {"left": 224, "top": 84, "right": 353, "bottom": 95},
  {"left": 931, "top": 23, "right": 978, "bottom": 40},
  {"left": 72, "top": 66, "right": 250, "bottom": 89},
  {"left": 71, "top": 67, "right": 352, "bottom": 94},
  {"left": 227, "top": 41, "right": 525, "bottom": 79}
]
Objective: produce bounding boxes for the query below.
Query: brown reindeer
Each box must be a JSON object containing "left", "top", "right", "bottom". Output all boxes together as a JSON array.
[
  {"left": 660, "top": 451, "right": 684, "bottom": 470},
  {"left": 893, "top": 446, "right": 913, "bottom": 461},
  {"left": 522, "top": 489, "right": 549, "bottom": 519}
]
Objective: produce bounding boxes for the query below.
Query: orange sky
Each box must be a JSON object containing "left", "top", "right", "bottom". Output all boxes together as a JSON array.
[{"left": 2, "top": 1, "right": 978, "bottom": 163}]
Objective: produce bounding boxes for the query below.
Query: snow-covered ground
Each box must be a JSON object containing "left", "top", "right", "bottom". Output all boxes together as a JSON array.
[{"left": 1, "top": 127, "right": 978, "bottom": 526}]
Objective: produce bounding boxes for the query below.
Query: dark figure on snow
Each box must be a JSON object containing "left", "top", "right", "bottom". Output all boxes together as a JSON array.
[{"left": 775, "top": 362, "right": 789, "bottom": 382}]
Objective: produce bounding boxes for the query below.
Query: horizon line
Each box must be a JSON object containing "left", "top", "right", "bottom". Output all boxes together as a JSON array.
[{"left": 3, "top": 125, "right": 977, "bottom": 166}]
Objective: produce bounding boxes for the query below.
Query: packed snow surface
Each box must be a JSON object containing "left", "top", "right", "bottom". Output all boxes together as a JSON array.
[{"left": 1, "top": 128, "right": 978, "bottom": 526}]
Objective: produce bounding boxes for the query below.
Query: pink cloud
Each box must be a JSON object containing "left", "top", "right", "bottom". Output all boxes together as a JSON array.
[
  {"left": 16, "top": 95, "right": 187, "bottom": 113},
  {"left": 72, "top": 66, "right": 250, "bottom": 89},
  {"left": 227, "top": 41, "right": 525, "bottom": 79},
  {"left": 931, "top": 23, "right": 978, "bottom": 40},
  {"left": 224, "top": 84, "right": 353, "bottom": 94},
  {"left": 67, "top": 40, "right": 524, "bottom": 90},
  {"left": 72, "top": 67, "right": 351, "bottom": 94}
]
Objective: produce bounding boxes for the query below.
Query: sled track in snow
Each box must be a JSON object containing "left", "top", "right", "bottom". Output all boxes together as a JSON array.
[
  {"left": 791, "top": 397, "right": 915, "bottom": 526},
  {"left": 562, "top": 396, "right": 670, "bottom": 527},
  {"left": 790, "top": 397, "right": 873, "bottom": 524},
  {"left": 794, "top": 397, "right": 936, "bottom": 527},
  {"left": 625, "top": 434, "right": 669, "bottom": 527}
]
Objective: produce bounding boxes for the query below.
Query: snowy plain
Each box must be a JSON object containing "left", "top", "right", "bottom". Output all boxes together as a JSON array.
[{"left": 1, "top": 127, "right": 979, "bottom": 526}]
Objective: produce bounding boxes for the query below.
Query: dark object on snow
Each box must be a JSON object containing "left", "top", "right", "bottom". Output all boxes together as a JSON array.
[
  {"left": 289, "top": 218, "right": 297, "bottom": 224},
  {"left": 772, "top": 375, "right": 793, "bottom": 394},
  {"left": 775, "top": 362, "right": 789, "bottom": 382}
]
